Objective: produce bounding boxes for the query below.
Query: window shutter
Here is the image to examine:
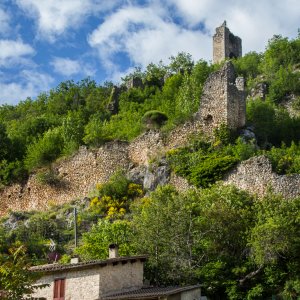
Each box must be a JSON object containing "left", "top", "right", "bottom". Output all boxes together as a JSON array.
[{"left": 53, "top": 278, "right": 66, "bottom": 300}]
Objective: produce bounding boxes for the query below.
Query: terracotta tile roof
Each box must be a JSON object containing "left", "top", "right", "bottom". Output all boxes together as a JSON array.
[
  {"left": 29, "top": 255, "right": 148, "bottom": 273},
  {"left": 101, "top": 285, "right": 201, "bottom": 300}
]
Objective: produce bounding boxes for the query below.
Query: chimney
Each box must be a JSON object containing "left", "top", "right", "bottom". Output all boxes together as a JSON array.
[
  {"left": 71, "top": 257, "right": 80, "bottom": 264},
  {"left": 109, "top": 244, "right": 119, "bottom": 259}
]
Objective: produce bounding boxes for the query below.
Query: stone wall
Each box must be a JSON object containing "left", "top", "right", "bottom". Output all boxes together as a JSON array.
[
  {"left": 224, "top": 155, "right": 300, "bottom": 198},
  {"left": 213, "top": 21, "right": 242, "bottom": 64},
  {"left": 128, "top": 131, "right": 165, "bottom": 165},
  {"left": 32, "top": 259, "right": 144, "bottom": 300},
  {"left": 0, "top": 142, "right": 130, "bottom": 216},
  {"left": 196, "top": 61, "right": 245, "bottom": 135}
]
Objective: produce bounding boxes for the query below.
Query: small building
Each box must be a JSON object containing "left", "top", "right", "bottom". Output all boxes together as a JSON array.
[{"left": 30, "top": 245, "right": 202, "bottom": 300}]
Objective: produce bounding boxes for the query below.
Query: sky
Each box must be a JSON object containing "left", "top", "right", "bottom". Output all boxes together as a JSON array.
[{"left": 0, "top": 0, "right": 299, "bottom": 105}]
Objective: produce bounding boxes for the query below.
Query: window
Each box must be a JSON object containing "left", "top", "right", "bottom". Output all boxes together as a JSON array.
[{"left": 53, "top": 278, "right": 65, "bottom": 300}]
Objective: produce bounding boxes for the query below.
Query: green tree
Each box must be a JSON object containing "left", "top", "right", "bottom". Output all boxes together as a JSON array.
[
  {"left": 168, "top": 52, "right": 194, "bottom": 74},
  {"left": 76, "top": 219, "right": 135, "bottom": 260},
  {"left": 0, "top": 245, "right": 45, "bottom": 300},
  {"left": 132, "top": 186, "right": 201, "bottom": 285},
  {"left": 24, "top": 127, "right": 64, "bottom": 171}
]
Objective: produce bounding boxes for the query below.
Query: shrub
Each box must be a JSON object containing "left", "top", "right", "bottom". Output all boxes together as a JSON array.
[
  {"left": 24, "top": 127, "right": 64, "bottom": 171},
  {"left": 142, "top": 110, "right": 168, "bottom": 129},
  {"left": 36, "top": 169, "right": 61, "bottom": 186}
]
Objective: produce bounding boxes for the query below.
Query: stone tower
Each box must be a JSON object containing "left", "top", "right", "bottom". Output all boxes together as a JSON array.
[
  {"left": 213, "top": 21, "right": 242, "bottom": 64},
  {"left": 197, "top": 61, "right": 245, "bottom": 134}
]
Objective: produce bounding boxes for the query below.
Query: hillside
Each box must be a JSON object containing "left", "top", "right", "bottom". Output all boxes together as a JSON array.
[{"left": 1, "top": 32, "right": 300, "bottom": 299}]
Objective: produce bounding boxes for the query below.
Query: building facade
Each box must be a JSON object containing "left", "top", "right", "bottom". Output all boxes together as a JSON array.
[{"left": 30, "top": 255, "right": 146, "bottom": 300}]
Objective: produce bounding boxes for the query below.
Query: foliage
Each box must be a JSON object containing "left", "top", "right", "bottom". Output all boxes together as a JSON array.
[
  {"left": 247, "top": 99, "right": 300, "bottom": 147},
  {"left": 141, "top": 110, "right": 168, "bottom": 129},
  {"left": 233, "top": 51, "right": 263, "bottom": 79},
  {"left": 24, "top": 127, "right": 64, "bottom": 171},
  {"left": 168, "top": 52, "right": 194, "bottom": 74},
  {"left": 75, "top": 219, "right": 135, "bottom": 260},
  {"left": 167, "top": 133, "right": 241, "bottom": 188},
  {"left": 0, "top": 245, "right": 45, "bottom": 300},
  {"left": 89, "top": 172, "right": 144, "bottom": 219},
  {"left": 132, "top": 185, "right": 201, "bottom": 285},
  {"left": 264, "top": 142, "right": 300, "bottom": 174},
  {"left": 36, "top": 168, "right": 61, "bottom": 186}
]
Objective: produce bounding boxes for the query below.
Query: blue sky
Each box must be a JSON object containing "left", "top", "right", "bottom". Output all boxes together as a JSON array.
[{"left": 0, "top": 0, "right": 299, "bottom": 105}]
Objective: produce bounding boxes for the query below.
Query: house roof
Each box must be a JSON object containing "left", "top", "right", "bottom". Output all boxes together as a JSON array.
[
  {"left": 101, "top": 285, "right": 201, "bottom": 300},
  {"left": 30, "top": 255, "right": 148, "bottom": 273}
]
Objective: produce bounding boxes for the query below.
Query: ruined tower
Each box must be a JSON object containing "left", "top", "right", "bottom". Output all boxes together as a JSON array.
[
  {"left": 213, "top": 21, "right": 242, "bottom": 64},
  {"left": 197, "top": 61, "right": 245, "bottom": 134}
]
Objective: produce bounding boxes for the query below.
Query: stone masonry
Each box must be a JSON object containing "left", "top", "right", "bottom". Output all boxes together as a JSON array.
[
  {"left": 31, "top": 256, "right": 145, "bottom": 300},
  {"left": 224, "top": 155, "right": 300, "bottom": 198},
  {"left": 213, "top": 21, "right": 242, "bottom": 64},
  {"left": 197, "top": 61, "right": 246, "bottom": 134}
]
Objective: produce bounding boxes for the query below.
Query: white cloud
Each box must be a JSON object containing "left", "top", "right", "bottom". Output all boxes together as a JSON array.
[
  {"left": 0, "top": 70, "right": 54, "bottom": 105},
  {"left": 0, "top": 7, "right": 10, "bottom": 35},
  {"left": 51, "top": 57, "right": 96, "bottom": 77},
  {"left": 88, "top": 5, "right": 210, "bottom": 80},
  {"left": 165, "top": 0, "right": 300, "bottom": 53},
  {"left": 16, "top": 0, "right": 123, "bottom": 41},
  {"left": 0, "top": 39, "right": 35, "bottom": 67},
  {"left": 88, "top": 0, "right": 300, "bottom": 81}
]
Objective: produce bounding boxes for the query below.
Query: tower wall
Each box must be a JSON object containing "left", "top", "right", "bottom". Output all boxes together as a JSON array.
[
  {"left": 213, "top": 21, "right": 242, "bottom": 64},
  {"left": 197, "top": 61, "right": 245, "bottom": 134}
]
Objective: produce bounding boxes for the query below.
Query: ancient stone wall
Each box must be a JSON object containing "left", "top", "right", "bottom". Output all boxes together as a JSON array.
[
  {"left": 126, "top": 77, "right": 143, "bottom": 90},
  {"left": 128, "top": 130, "right": 165, "bottom": 165},
  {"left": 196, "top": 61, "right": 245, "bottom": 135},
  {"left": 224, "top": 155, "right": 300, "bottom": 198},
  {"left": 213, "top": 21, "right": 242, "bottom": 64},
  {"left": 0, "top": 142, "right": 130, "bottom": 216}
]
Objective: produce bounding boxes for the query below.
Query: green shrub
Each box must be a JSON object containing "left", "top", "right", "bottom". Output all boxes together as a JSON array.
[
  {"left": 188, "top": 155, "right": 238, "bottom": 187},
  {"left": 167, "top": 143, "right": 238, "bottom": 188},
  {"left": 36, "top": 169, "right": 61, "bottom": 186},
  {"left": 142, "top": 110, "right": 168, "bottom": 129},
  {"left": 24, "top": 127, "right": 64, "bottom": 171}
]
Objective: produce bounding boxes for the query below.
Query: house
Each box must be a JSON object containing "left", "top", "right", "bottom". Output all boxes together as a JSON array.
[{"left": 30, "top": 245, "right": 202, "bottom": 300}]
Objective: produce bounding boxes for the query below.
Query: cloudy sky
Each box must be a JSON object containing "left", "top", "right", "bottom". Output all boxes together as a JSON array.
[{"left": 0, "top": 0, "right": 299, "bottom": 105}]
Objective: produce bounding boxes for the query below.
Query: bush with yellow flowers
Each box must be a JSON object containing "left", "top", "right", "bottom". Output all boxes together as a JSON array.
[{"left": 90, "top": 171, "right": 144, "bottom": 219}]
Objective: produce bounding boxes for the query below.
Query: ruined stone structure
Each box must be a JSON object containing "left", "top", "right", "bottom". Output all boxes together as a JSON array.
[
  {"left": 213, "top": 21, "right": 242, "bottom": 64},
  {"left": 107, "top": 86, "right": 122, "bottom": 114},
  {"left": 197, "top": 61, "right": 246, "bottom": 134},
  {"left": 224, "top": 155, "right": 300, "bottom": 198},
  {"left": 126, "top": 76, "right": 143, "bottom": 90}
]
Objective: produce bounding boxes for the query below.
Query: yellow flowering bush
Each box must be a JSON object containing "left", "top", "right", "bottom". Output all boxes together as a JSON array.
[{"left": 90, "top": 172, "right": 144, "bottom": 219}]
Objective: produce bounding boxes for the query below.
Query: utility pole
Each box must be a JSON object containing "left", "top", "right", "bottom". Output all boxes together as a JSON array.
[{"left": 74, "top": 207, "right": 78, "bottom": 248}]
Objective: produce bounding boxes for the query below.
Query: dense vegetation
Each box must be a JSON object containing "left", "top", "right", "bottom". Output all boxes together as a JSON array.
[{"left": 1, "top": 33, "right": 300, "bottom": 299}]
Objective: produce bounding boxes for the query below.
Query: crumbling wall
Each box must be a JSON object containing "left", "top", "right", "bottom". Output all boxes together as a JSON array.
[
  {"left": 0, "top": 143, "right": 130, "bottom": 216},
  {"left": 213, "top": 21, "right": 242, "bottom": 64},
  {"left": 224, "top": 155, "right": 300, "bottom": 198},
  {"left": 197, "top": 61, "right": 245, "bottom": 135},
  {"left": 128, "top": 131, "right": 165, "bottom": 165}
]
